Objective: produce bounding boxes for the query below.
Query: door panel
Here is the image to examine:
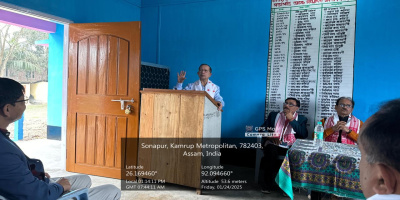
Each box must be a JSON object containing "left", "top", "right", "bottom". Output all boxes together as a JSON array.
[
  {"left": 67, "top": 22, "right": 140, "bottom": 179},
  {"left": 95, "top": 115, "right": 106, "bottom": 166}
]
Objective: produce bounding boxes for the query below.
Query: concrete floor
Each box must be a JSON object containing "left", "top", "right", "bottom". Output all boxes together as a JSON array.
[{"left": 17, "top": 139, "right": 309, "bottom": 200}]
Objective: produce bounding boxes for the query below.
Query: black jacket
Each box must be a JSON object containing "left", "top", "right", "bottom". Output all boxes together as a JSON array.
[{"left": 260, "top": 112, "right": 308, "bottom": 144}]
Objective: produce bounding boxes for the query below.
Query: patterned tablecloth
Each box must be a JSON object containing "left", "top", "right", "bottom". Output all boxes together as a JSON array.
[{"left": 275, "top": 139, "right": 365, "bottom": 200}]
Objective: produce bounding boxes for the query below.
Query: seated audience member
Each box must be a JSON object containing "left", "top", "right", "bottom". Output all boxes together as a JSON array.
[
  {"left": 173, "top": 64, "right": 224, "bottom": 110},
  {"left": 0, "top": 78, "right": 121, "bottom": 200},
  {"left": 359, "top": 99, "right": 400, "bottom": 200},
  {"left": 259, "top": 97, "right": 308, "bottom": 194},
  {"left": 321, "top": 97, "right": 363, "bottom": 144}
]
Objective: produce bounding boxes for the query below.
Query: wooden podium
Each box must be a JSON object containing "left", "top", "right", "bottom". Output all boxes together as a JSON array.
[{"left": 137, "top": 89, "right": 222, "bottom": 192}]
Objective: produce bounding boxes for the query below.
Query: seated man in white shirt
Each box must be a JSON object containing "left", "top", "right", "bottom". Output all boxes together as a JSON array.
[
  {"left": 359, "top": 99, "right": 400, "bottom": 200},
  {"left": 173, "top": 64, "right": 224, "bottom": 111}
]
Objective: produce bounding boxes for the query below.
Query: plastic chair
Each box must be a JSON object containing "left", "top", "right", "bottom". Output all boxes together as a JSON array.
[{"left": 57, "top": 188, "right": 89, "bottom": 200}]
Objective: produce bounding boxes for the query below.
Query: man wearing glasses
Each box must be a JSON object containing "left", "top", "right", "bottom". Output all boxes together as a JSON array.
[
  {"left": 0, "top": 78, "right": 121, "bottom": 200},
  {"left": 321, "top": 97, "right": 363, "bottom": 145},
  {"left": 260, "top": 97, "right": 308, "bottom": 194},
  {"left": 174, "top": 64, "right": 224, "bottom": 111}
]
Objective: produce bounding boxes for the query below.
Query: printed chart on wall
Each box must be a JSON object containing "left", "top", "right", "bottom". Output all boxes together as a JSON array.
[{"left": 265, "top": 0, "right": 356, "bottom": 134}]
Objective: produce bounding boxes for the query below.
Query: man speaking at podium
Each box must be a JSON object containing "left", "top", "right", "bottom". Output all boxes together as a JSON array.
[{"left": 173, "top": 64, "right": 224, "bottom": 111}]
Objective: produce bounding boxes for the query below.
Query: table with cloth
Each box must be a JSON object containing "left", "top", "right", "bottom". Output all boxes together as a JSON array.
[{"left": 275, "top": 139, "right": 365, "bottom": 200}]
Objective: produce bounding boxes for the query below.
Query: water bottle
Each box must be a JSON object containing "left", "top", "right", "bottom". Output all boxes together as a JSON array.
[{"left": 314, "top": 121, "right": 324, "bottom": 149}]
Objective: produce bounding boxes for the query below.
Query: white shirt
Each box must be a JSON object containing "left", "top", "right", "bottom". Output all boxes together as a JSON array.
[{"left": 174, "top": 79, "right": 225, "bottom": 106}]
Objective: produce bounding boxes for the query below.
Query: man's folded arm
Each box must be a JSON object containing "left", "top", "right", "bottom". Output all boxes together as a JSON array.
[
  {"left": 320, "top": 119, "right": 364, "bottom": 141},
  {"left": 290, "top": 117, "right": 308, "bottom": 139},
  {"left": 347, "top": 120, "right": 364, "bottom": 142},
  {"left": 321, "top": 118, "right": 335, "bottom": 139}
]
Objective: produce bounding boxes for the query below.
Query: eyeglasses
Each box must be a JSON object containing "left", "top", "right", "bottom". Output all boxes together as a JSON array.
[
  {"left": 15, "top": 99, "right": 29, "bottom": 104},
  {"left": 339, "top": 104, "right": 352, "bottom": 108},
  {"left": 198, "top": 70, "right": 210, "bottom": 72},
  {"left": 283, "top": 102, "right": 297, "bottom": 107}
]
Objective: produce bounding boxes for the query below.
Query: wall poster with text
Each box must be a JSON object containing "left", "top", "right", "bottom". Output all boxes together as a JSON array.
[{"left": 265, "top": 0, "right": 356, "bottom": 136}]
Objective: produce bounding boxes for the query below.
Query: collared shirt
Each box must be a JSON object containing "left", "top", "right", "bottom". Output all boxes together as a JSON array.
[{"left": 174, "top": 81, "right": 225, "bottom": 106}]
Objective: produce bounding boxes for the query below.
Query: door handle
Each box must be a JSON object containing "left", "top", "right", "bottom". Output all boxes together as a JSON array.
[{"left": 111, "top": 98, "right": 134, "bottom": 110}]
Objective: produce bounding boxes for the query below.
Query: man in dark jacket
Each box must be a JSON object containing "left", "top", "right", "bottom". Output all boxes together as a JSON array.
[
  {"left": 260, "top": 97, "right": 308, "bottom": 194},
  {"left": 0, "top": 78, "right": 121, "bottom": 200}
]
